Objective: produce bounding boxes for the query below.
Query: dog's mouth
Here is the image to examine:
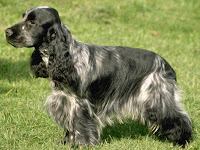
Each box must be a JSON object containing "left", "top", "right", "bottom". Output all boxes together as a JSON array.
[
  {"left": 6, "top": 35, "right": 26, "bottom": 48},
  {"left": 6, "top": 38, "right": 23, "bottom": 48}
]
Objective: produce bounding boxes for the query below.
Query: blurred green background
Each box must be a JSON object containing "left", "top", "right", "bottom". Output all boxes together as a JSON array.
[{"left": 0, "top": 0, "right": 199, "bottom": 149}]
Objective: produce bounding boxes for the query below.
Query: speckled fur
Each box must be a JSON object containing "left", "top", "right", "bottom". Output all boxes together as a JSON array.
[{"left": 6, "top": 6, "right": 192, "bottom": 147}]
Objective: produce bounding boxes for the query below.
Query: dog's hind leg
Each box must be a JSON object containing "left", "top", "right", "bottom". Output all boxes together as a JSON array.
[
  {"left": 138, "top": 57, "right": 192, "bottom": 147},
  {"left": 143, "top": 84, "right": 191, "bottom": 147},
  {"left": 157, "top": 88, "right": 192, "bottom": 147}
]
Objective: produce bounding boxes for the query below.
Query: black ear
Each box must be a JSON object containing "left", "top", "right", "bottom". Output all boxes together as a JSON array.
[
  {"left": 47, "top": 26, "right": 57, "bottom": 44},
  {"left": 47, "top": 23, "right": 71, "bottom": 45}
]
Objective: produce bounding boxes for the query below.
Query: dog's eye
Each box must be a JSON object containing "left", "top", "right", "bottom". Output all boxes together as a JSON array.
[{"left": 27, "top": 20, "right": 36, "bottom": 25}]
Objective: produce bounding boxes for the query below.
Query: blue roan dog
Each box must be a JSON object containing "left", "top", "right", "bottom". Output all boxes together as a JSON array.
[{"left": 5, "top": 6, "right": 192, "bottom": 147}]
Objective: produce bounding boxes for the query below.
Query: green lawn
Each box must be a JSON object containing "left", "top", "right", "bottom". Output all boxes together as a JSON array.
[{"left": 0, "top": 0, "right": 199, "bottom": 149}]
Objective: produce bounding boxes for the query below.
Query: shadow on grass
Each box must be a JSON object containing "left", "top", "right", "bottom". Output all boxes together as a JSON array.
[
  {"left": 100, "top": 119, "right": 184, "bottom": 147},
  {"left": 0, "top": 58, "right": 31, "bottom": 81},
  {"left": 101, "top": 119, "right": 149, "bottom": 143}
]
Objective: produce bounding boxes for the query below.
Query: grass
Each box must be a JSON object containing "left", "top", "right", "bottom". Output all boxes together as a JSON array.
[{"left": 0, "top": 0, "right": 199, "bottom": 149}]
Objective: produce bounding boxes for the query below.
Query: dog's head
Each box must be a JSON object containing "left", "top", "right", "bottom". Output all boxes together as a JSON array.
[{"left": 5, "top": 6, "right": 61, "bottom": 48}]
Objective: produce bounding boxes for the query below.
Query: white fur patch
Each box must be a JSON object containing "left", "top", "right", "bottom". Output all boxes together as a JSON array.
[
  {"left": 35, "top": 6, "right": 50, "bottom": 9},
  {"left": 40, "top": 49, "right": 49, "bottom": 66},
  {"left": 42, "top": 56, "right": 49, "bottom": 66}
]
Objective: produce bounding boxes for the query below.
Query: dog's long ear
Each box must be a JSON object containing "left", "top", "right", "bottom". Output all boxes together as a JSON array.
[
  {"left": 46, "top": 25, "right": 57, "bottom": 45},
  {"left": 60, "top": 23, "right": 73, "bottom": 45},
  {"left": 46, "top": 23, "right": 73, "bottom": 46}
]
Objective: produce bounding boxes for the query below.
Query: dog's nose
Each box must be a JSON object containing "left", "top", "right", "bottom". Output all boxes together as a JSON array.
[{"left": 5, "top": 28, "right": 14, "bottom": 37}]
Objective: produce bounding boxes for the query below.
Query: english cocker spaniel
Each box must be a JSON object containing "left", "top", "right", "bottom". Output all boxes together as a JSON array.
[{"left": 5, "top": 6, "right": 192, "bottom": 147}]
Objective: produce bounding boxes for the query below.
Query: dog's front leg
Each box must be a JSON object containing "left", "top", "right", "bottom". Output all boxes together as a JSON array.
[
  {"left": 56, "top": 130, "right": 70, "bottom": 145},
  {"left": 66, "top": 99, "right": 103, "bottom": 147},
  {"left": 45, "top": 91, "right": 102, "bottom": 146}
]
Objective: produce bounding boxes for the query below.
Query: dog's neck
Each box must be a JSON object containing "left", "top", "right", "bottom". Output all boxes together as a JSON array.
[{"left": 35, "top": 43, "right": 50, "bottom": 66}]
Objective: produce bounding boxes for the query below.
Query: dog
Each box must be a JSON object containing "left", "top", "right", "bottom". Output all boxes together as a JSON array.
[{"left": 5, "top": 6, "right": 192, "bottom": 147}]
